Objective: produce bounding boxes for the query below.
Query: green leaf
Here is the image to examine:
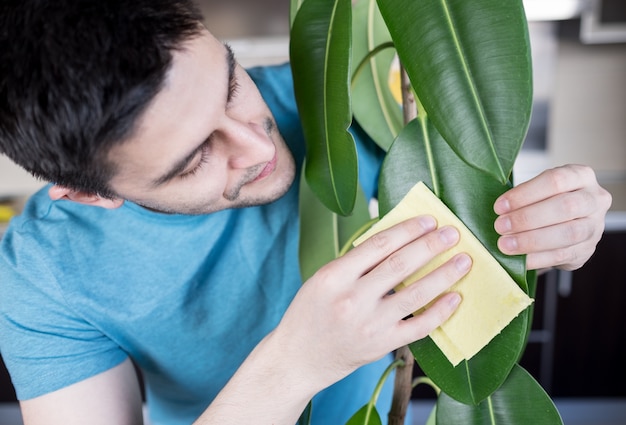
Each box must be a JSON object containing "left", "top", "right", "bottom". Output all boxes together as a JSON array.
[
  {"left": 376, "top": 0, "right": 533, "bottom": 183},
  {"left": 379, "top": 119, "right": 529, "bottom": 404},
  {"left": 410, "top": 315, "right": 528, "bottom": 406},
  {"left": 436, "top": 364, "right": 563, "bottom": 425},
  {"left": 290, "top": 0, "right": 358, "bottom": 215},
  {"left": 299, "top": 166, "right": 371, "bottom": 281},
  {"left": 426, "top": 405, "right": 437, "bottom": 425},
  {"left": 345, "top": 404, "right": 383, "bottom": 425},
  {"left": 290, "top": 0, "right": 306, "bottom": 27},
  {"left": 351, "top": 0, "right": 403, "bottom": 151},
  {"left": 378, "top": 119, "right": 526, "bottom": 288}
]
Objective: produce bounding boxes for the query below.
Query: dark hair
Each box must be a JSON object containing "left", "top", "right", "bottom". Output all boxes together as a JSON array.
[{"left": 0, "top": 0, "right": 204, "bottom": 197}]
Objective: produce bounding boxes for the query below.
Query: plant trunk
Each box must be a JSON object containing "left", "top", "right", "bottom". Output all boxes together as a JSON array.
[
  {"left": 387, "top": 346, "right": 414, "bottom": 425},
  {"left": 387, "top": 66, "right": 418, "bottom": 425}
]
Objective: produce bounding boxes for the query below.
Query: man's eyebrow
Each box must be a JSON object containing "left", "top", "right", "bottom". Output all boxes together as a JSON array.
[{"left": 151, "top": 45, "right": 235, "bottom": 187}]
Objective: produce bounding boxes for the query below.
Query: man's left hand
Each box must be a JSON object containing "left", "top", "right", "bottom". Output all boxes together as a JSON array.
[{"left": 494, "top": 164, "right": 612, "bottom": 271}]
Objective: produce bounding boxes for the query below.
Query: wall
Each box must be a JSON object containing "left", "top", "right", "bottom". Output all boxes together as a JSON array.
[{"left": 548, "top": 24, "right": 626, "bottom": 210}]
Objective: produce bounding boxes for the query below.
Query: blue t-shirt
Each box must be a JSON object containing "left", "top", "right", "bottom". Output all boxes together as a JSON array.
[{"left": 0, "top": 64, "right": 395, "bottom": 424}]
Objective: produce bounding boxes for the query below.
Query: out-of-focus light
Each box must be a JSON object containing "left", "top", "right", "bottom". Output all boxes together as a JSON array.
[{"left": 523, "top": 0, "right": 585, "bottom": 21}]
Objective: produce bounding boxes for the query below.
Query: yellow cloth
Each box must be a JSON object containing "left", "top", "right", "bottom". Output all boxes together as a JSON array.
[{"left": 354, "top": 181, "right": 533, "bottom": 366}]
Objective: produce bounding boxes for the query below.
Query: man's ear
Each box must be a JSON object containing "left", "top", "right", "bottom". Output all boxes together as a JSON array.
[{"left": 48, "top": 185, "right": 124, "bottom": 209}]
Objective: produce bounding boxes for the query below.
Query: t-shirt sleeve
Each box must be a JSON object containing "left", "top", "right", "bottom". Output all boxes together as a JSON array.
[{"left": 0, "top": 232, "right": 127, "bottom": 400}]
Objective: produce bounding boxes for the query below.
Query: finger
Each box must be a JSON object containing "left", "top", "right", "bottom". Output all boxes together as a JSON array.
[
  {"left": 340, "top": 215, "right": 438, "bottom": 280},
  {"left": 386, "top": 253, "right": 471, "bottom": 319},
  {"left": 494, "top": 188, "right": 599, "bottom": 235},
  {"left": 525, "top": 239, "right": 597, "bottom": 271},
  {"left": 497, "top": 217, "right": 599, "bottom": 256},
  {"left": 494, "top": 165, "right": 596, "bottom": 215},
  {"left": 396, "top": 292, "right": 462, "bottom": 344},
  {"left": 361, "top": 226, "right": 461, "bottom": 295}
]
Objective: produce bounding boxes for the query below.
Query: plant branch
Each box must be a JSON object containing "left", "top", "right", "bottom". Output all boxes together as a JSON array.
[
  {"left": 387, "top": 346, "right": 414, "bottom": 425},
  {"left": 387, "top": 65, "right": 418, "bottom": 425},
  {"left": 351, "top": 41, "right": 395, "bottom": 86}
]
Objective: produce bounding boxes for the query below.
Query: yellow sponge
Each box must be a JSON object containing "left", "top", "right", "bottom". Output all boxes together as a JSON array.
[{"left": 354, "top": 182, "right": 533, "bottom": 366}]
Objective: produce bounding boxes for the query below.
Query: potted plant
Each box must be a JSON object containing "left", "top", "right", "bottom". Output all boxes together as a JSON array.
[{"left": 289, "top": 0, "right": 563, "bottom": 424}]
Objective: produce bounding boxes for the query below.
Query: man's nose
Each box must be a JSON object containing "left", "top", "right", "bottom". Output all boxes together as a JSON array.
[{"left": 219, "top": 118, "right": 274, "bottom": 169}]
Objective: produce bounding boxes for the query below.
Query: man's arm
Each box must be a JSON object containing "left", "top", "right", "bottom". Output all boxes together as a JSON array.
[{"left": 19, "top": 358, "right": 144, "bottom": 425}]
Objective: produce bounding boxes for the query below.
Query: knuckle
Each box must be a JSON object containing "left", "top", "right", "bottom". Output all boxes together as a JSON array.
[
  {"left": 599, "top": 186, "right": 613, "bottom": 210},
  {"left": 311, "top": 262, "right": 338, "bottom": 289},
  {"left": 359, "top": 323, "right": 378, "bottom": 341},
  {"left": 329, "top": 292, "right": 359, "bottom": 322},
  {"left": 408, "top": 320, "right": 433, "bottom": 342},
  {"left": 404, "top": 286, "right": 428, "bottom": 312},
  {"left": 561, "top": 192, "right": 583, "bottom": 217},
  {"left": 547, "top": 166, "right": 571, "bottom": 193},
  {"left": 564, "top": 220, "right": 589, "bottom": 244},
  {"left": 552, "top": 247, "right": 573, "bottom": 267},
  {"left": 515, "top": 232, "right": 535, "bottom": 253},
  {"left": 423, "top": 231, "right": 444, "bottom": 255},
  {"left": 576, "top": 164, "right": 596, "bottom": 182},
  {"left": 433, "top": 301, "right": 454, "bottom": 325},
  {"left": 385, "top": 254, "right": 410, "bottom": 277},
  {"left": 369, "top": 232, "right": 392, "bottom": 252},
  {"left": 403, "top": 216, "right": 428, "bottom": 235},
  {"left": 409, "top": 301, "right": 452, "bottom": 340},
  {"left": 511, "top": 210, "right": 531, "bottom": 230}
]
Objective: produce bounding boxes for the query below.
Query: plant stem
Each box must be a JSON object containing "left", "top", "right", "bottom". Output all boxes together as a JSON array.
[
  {"left": 388, "top": 65, "right": 419, "bottom": 425},
  {"left": 400, "top": 65, "right": 417, "bottom": 123},
  {"left": 387, "top": 346, "right": 414, "bottom": 425}
]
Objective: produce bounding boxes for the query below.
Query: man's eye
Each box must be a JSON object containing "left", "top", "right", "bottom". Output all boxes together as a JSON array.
[
  {"left": 227, "top": 75, "right": 240, "bottom": 103},
  {"left": 179, "top": 143, "right": 210, "bottom": 180}
]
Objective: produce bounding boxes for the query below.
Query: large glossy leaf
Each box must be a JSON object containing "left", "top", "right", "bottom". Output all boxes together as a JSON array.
[
  {"left": 378, "top": 119, "right": 526, "bottom": 288},
  {"left": 378, "top": 119, "right": 529, "bottom": 404},
  {"left": 351, "top": 0, "right": 402, "bottom": 151},
  {"left": 299, "top": 166, "right": 371, "bottom": 281},
  {"left": 376, "top": 0, "right": 533, "bottom": 183},
  {"left": 290, "top": 0, "right": 306, "bottom": 27},
  {"left": 436, "top": 364, "right": 563, "bottom": 425},
  {"left": 291, "top": 0, "right": 358, "bottom": 216}
]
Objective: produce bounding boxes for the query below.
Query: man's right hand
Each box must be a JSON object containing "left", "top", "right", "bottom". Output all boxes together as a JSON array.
[
  {"left": 271, "top": 215, "right": 469, "bottom": 392},
  {"left": 200, "top": 215, "right": 469, "bottom": 425}
]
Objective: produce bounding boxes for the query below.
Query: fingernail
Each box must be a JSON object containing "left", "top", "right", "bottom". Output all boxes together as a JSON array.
[
  {"left": 495, "top": 198, "right": 511, "bottom": 214},
  {"left": 449, "top": 293, "right": 462, "bottom": 308},
  {"left": 455, "top": 254, "right": 472, "bottom": 272},
  {"left": 419, "top": 215, "right": 437, "bottom": 231},
  {"left": 439, "top": 226, "right": 459, "bottom": 245},
  {"left": 495, "top": 216, "right": 512, "bottom": 233},
  {"left": 500, "top": 236, "right": 518, "bottom": 252}
]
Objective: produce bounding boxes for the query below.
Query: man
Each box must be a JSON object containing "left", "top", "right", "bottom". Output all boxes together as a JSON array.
[{"left": 0, "top": 1, "right": 612, "bottom": 424}]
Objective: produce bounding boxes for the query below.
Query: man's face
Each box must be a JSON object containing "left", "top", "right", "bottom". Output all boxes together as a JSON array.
[{"left": 106, "top": 30, "right": 296, "bottom": 215}]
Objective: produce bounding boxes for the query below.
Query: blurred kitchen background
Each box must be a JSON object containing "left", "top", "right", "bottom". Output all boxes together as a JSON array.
[{"left": 1, "top": 0, "right": 625, "bottom": 424}]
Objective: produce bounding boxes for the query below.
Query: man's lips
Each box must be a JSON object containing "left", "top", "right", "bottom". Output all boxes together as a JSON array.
[{"left": 252, "top": 151, "right": 277, "bottom": 182}]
